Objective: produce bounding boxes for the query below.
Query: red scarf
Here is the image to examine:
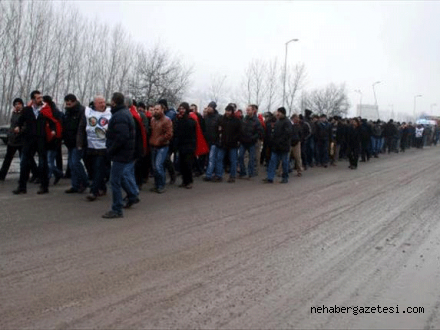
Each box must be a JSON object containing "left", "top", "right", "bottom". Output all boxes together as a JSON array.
[
  {"left": 189, "top": 112, "right": 209, "bottom": 156},
  {"left": 40, "top": 104, "right": 63, "bottom": 142},
  {"left": 129, "top": 106, "right": 148, "bottom": 155}
]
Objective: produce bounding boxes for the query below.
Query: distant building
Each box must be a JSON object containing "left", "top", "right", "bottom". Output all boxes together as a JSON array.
[{"left": 356, "top": 104, "right": 379, "bottom": 120}]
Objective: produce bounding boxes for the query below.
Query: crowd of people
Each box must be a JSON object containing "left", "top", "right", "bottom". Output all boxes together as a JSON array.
[{"left": 1, "top": 90, "right": 437, "bottom": 218}]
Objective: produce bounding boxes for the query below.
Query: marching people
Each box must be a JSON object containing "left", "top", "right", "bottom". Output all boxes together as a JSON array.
[
  {"left": 149, "top": 101, "right": 173, "bottom": 193},
  {"left": 41, "top": 95, "right": 64, "bottom": 185},
  {"left": 263, "top": 107, "right": 292, "bottom": 184},
  {"left": 102, "top": 92, "right": 138, "bottom": 219},
  {"left": 238, "top": 105, "right": 263, "bottom": 179},
  {"left": 204, "top": 104, "right": 242, "bottom": 183},
  {"left": 63, "top": 94, "right": 89, "bottom": 193},
  {"left": 0, "top": 98, "right": 38, "bottom": 182},
  {"left": 347, "top": 118, "right": 361, "bottom": 170},
  {"left": 174, "top": 102, "right": 197, "bottom": 189},
  {"left": 290, "top": 114, "right": 303, "bottom": 177},
  {"left": 13, "top": 90, "right": 54, "bottom": 194},
  {"left": 76, "top": 96, "right": 112, "bottom": 201},
  {"left": 315, "top": 114, "right": 331, "bottom": 167},
  {"left": 6, "top": 87, "right": 435, "bottom": 219}
]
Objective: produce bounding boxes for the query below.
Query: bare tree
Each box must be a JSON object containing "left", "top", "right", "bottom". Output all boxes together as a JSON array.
[
  {"left": 265, "top": 58, "right": 280, "bottom": 112},
  {"left": 129, "top": 44, "right": 193, "bottom": 106},
  {"left": 0, "top": 0, "right": 193, "bottom": 123},
  {"left": 208, "top": 74, "right": 227, "bottom": 103},
  {"left": 284, "top": 63, "right": 307, "bottom": 116},
  {"left": 302, "top": 83, "right": 350, "bottom": 116},
  {"left": 240, "top": 59, "right": 268, "bottom": 108}
]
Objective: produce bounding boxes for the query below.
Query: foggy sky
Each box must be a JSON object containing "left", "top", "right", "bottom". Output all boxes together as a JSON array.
[{"left": 73, "top": 0, "right": 440, "bottom": 118}]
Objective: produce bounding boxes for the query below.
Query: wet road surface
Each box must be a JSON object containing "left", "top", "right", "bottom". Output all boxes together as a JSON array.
[{"left": 1, "top": 146, "right": 440, "bottom": 329}]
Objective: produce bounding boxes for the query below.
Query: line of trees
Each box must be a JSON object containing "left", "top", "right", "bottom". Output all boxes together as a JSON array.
[
  {"left": 207, "top": 58, "right": 350, "bottom": 117},
  {"left": 0, "top": 0, "right": 192, "bottom": 124}
]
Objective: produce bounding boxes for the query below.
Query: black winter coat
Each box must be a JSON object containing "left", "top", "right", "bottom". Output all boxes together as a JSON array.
[
  {"left": 63, "top": 103, "right": 85, "bottom": 149},
  {"left": 240, "top": 114, "right": 263, "bottom": 146},
  {"left": 316, "top": 121, "right": 331, "bottom": 141},
  {"left": 347, "top": 125, "right": 361, "bottom": 150},
  {"left": 204, "top": 111, "right": 220, "bottom": 146},
  {"left": 174, "top": 115, "right": 197, "bottom": 154},
  {"left": 291, "top": 123, "right": 302, "bottom": 146},
  {"left": 106, "top": 105, "right": 135, "bottom": 163},
  {"left": 215, "top": 115, "right": 242, "bottom": 149},
  {"left": 270, "top": 117, "right": 293, "bottom": 153},
  {"left": 16, "top": 106, "right": 55, "bottom": 141}
]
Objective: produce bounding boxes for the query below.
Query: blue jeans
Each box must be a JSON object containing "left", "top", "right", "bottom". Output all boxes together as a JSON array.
[
  {"left": 122, "top": 161, "right": 139, "bottom": 196},
  {"left": 205, "top": 145, "right": 219, "bottom": 179},
  {"left": 371, "top": 137, "right": 381, "bottom": 155},
  {"left": 47, "top": 149, "right": 63, "bottom": 180},
  {"left": 110, "top": 161, "right": 137, "bottom": 214},
  {"left": 217, "top": 148, "right": 237, "bottom": 178},
  {"left": 205, "top": 145, "right": 237, "bottom": 179},
  {"left": 152, "top": 146, "right": 169, "bottom": 189},
  {"left": 267, "top": 151, "right": 289, "bottom": 181},
  {"left": 68, "top": 148, "right": 88, "bottom": 190},
  {"left": 238, "top": 144, "right": 256, "bottom": 177}
]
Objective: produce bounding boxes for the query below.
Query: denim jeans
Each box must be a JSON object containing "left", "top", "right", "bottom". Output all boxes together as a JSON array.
[
  {"left": 89, "top": 154, "right": 108, "bottom": 196},
  {"left": 205, "top": 145, "right": 219, "bottom": 179},
  {"left": 238, "top": 144, "right": 256, "bottom": 177},
  {"left": 371, "top": 137, "right": 381, "bottom": 155},
  {"left": 68, "top": 148, "right": 88, "bottom": 190},
  {"left": 217, "top": 148, "right": 237, "bottom": 178},
  {"left": 47, "top": 149, "right": 63, "bottom": 180},
  {"left": 152, "top": 146, "right": 169, "bottom": 189},
  {"left": 267, "top": 151, "right": 289, "bottom": 181},
  {"left": 110, "top": 161, "right": 138, "bottom": 214},
  {"left": 122, "top": 161, "right": 139, "bottom": 197}
]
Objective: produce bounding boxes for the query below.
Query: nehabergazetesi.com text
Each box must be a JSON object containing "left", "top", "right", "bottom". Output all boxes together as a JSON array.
[{"left": 311, "top": 305, "right": 424, "bottom": 315}]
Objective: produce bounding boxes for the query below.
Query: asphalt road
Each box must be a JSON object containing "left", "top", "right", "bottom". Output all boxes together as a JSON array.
[{"left": 1, "top": 146, "right": 440, "bottom": 329}]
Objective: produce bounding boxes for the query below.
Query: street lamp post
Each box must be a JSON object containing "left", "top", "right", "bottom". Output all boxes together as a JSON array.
[
  {"left": 413, "top": 94, "right": 422, "bottom": 120},
  {"left": 354, "top": 90, "right": 362, "bottom": 117},
  {"left": 283, "top": 38, "right": 299, "bottom": 107},
  {"left": 372, "top": 81, "right": 381, "bottom": 119}
]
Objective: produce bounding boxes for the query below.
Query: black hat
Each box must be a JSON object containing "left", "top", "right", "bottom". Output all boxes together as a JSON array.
[
  {"left": 13, "top": 98, "right": 24, "bottom": 106},
  {"left": 225, "top": 104, "right": 235, "bottom": 113},
  {"left": 208, "top": 101, "right": 217, "bottom": 109},
  {"left": 305, "top": 109, "right": 312, "bottom": 117},
  {"left": 277, "top": 107, "right": 286, "bottom": 116},
  {"left": 158, "top": 99, "right": 168, "bottom": 110},
  {"left": 179, "top": 102, "right": 190, "bottom": 114}
]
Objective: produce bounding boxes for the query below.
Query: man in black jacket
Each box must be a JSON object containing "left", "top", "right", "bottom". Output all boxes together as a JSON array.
[
  {"left": 102, "top": 92, "right": 137, "bottom": 219},
  {"left": 315, "top": 114, "right": 331, "bottom": 167},
  {"left": 204, "top": 104, "right": 242, "bottom": 183},
  {"left": 238, "top": 104, "right": 263, "bottom": 179},
  {"left": 13, "top": 91, "right": 55, "bottom": 194},
  {"left": 63, "top": 94, "right": 89, "bottom": 193},
  {"left": 175, "top": 102, "right": 197, "bottom": 188},
  {"left": 263, "top": 107, "right": 293, "bottom": 184},
  {"left": 0, "top": 98, "right": 37, "bottom": 181}
]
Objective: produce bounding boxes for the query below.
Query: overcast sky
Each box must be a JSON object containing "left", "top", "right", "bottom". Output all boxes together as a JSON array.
[{"left": 73, "top": 0, "right": 440, "bottom": 118}]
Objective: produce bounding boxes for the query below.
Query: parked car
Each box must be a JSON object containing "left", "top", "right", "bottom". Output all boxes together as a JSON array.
[{"left": 0, "top": 125, "right": 9, "bottom": 145}]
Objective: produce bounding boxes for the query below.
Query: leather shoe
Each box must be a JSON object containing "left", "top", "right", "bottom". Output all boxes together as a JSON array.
[{"left": 12, "top": 188, "right": 27, "bottom": 195}]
